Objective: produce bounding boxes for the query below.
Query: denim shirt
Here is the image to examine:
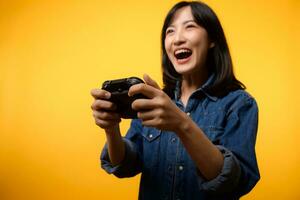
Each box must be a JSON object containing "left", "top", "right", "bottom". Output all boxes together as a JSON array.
[{"left": 101, "top": 76, "right": 260, "bottom": 200}]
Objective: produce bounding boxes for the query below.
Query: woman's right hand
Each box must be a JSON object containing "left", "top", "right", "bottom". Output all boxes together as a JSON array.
[{"left": 90, "top": 89, "right": 121, "bottom": 133}]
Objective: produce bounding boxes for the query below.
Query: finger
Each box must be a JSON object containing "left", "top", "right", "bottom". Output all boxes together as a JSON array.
[
  {"left": 137, "top": 110, "right": 157, "bottom": 121},
  {"left": 93, "top": 110, "right": 120, "bottom": 120},
  {"left": 140, "top": 118, "right": 158, "bottom": 128},
  {"left": 91, "top": 99, "right": 117, "bottom": 111},
  {"left": 143, "top": 74, "right": 160, "bottom": 89},
  {"left": 90, "top": 88, "right": 111, "bottom": 100},
  {"left": 128, "top": 83, "right": 160, "bottom": 99},
  {"left": 131, "top": 98, "right": 156, "bottom": 111}
]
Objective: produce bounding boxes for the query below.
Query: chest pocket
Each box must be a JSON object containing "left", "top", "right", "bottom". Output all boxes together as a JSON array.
[
  {"left": 141, "top": 127, "right": 162, "bottom": 142},
  {"left": 141, "top": 127, "right": 162, "bottom": 169}
]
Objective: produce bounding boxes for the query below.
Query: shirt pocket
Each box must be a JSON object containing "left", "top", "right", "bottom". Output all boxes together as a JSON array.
[
  {"left": 141, "top": 127, "right": 162, "bottom": 169},
  {"left": 141, "top": 127, "right": 161, "bottom": 142},
  {"left": 201, "top": 126, "right": 224, "bottom": 145}
]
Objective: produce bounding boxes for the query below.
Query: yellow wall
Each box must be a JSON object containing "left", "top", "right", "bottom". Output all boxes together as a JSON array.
[{"left": 0, "top": 0, "right": 299, "bottom": 199}]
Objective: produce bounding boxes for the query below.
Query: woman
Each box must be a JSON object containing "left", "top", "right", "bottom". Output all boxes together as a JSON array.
[{"left": 91, "top": 1, "right": 260, "bottom": 199}]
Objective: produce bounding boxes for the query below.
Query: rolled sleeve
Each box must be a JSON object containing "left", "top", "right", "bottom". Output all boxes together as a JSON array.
[
  {"left": 199, "top": 145, "right": 241, "bottom": 194},
  {"left": 100, "top": 138, "right": 141, "bottom": 178}
]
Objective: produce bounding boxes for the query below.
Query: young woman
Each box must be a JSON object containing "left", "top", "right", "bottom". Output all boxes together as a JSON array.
[{"left": 91, "top": 1, "right": 260, "bottom": 199}]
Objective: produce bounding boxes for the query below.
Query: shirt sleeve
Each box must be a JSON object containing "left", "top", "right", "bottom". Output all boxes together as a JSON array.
[
  {"left": 199, "top": 145, "right": 241, "bottom": 194},
  {"left": 199, "top": 94, "right": 260, "bottom": 197},
  {"left": 100, "top": 119, "right": 144, "bottom": 178}
]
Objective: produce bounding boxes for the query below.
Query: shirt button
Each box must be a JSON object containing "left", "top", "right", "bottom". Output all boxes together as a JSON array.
[
  {"left": 178, "top": 165, "right": 184, "bottom": 171},
  {"left": 171, "top": 138, "right": 176, "bottom": 143},
  {"left": 186, "top": 112, "right": 190, "bottom": 116},
  {"left": 149, "top": 134, "right": 153, "bottom": 139}
]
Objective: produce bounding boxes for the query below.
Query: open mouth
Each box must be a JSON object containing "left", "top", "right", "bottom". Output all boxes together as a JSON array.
[{"left": 174, "top": 48, "right": 192, "bottom": 60}]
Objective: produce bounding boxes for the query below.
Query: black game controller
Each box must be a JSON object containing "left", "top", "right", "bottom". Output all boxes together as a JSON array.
[{"left": 101, "top": 77, "right": 147, "bottom": 119}]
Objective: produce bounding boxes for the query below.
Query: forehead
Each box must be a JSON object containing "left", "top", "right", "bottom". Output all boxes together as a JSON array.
[{"left": 169, "top": 6, "right": 194, "bottom": 26}]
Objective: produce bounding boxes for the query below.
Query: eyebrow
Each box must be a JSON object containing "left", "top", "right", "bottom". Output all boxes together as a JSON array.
[{"left": 168, "top": 20, "right": 196, "bottom": 28}]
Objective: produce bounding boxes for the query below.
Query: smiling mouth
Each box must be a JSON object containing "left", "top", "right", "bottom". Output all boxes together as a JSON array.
[{"left": 174, "top": 49, "right": 192, "bottom": 60}]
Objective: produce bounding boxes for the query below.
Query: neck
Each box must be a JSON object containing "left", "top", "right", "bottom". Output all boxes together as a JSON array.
[{"left": 180, "top": 70, "right": 209, "bottom": 106}]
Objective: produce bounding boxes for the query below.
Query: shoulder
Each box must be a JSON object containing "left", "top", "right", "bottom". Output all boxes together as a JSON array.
[
  {"left": 217, "top": 89, "right": 258, "bottom": 113},
  {"left": 226, "top": 89, "right": 256, "bottom": 103}
]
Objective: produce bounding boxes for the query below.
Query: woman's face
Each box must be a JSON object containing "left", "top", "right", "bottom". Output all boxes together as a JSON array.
[{"left": 164, "top": 6, "right": 214, "bottom": 76}]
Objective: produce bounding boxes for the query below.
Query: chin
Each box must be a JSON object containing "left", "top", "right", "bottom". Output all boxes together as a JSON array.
[{"left": 173, "top": 64, "right": 197, "bottom": 76}]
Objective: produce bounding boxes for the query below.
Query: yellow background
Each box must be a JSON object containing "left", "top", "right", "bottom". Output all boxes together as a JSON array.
[{"left": 1, "top": 0, "right": 299, "bottom": 199}]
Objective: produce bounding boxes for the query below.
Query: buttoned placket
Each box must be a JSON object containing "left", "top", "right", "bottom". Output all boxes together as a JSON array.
[
  {"left": 169, "top": 81, "right": 211, "bottom": 199},
  {"left": 170, "top": 96, "right": 196, "bottom": 200}
]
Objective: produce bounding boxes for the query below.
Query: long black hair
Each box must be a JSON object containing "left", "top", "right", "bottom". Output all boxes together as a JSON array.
[{"left": 161, "top": 1, "right": 245, "bottom": 98}]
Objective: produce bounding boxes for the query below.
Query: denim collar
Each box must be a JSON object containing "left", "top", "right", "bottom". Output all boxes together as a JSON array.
[{"left": 174, "top": 74, "right": 218, "bottom": 102}]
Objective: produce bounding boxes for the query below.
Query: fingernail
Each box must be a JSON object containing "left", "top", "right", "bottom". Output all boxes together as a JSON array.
[{"left": 105, "top": 92, "right": 111, "bottom": 99}]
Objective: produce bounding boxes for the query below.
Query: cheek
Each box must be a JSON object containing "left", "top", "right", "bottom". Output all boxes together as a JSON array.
[
  {"left": 193, "top": 39, "right": 210, "bottom": 57},
  {"left": 164, "top": 38, "right": 172, "bottom": 55}
]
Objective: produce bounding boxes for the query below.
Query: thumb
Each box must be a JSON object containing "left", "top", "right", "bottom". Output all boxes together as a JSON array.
[{"left": 143, "top": 74, "right": 160, "bottom": 90}]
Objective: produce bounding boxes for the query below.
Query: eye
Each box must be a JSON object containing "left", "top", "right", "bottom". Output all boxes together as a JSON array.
[
  {"left": 166, "top": 28, "right": 174, "bottom": 35},
  {"left": 186, "top": 23, "right": 196, "bottom": 29}
]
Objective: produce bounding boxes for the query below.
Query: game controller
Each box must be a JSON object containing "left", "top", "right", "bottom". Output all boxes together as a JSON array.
[{"left": 101, "top": 77, "right": 147, "bottom": 119}]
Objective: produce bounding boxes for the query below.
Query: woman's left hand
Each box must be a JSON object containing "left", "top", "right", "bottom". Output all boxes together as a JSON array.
[{"left": 128, "top": 74, "right": 186, "bottom": 132}]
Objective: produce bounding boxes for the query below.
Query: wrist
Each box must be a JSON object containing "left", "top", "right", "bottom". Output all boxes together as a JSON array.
[
  {"left": 105, "top": 125, "right": 120, "bottom": 136},
  {"left": 174, "top": 112, "right": 192, "bottom": 137}
]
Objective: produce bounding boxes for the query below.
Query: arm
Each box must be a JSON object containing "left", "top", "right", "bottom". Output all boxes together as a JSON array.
[
  {"left": 128, "top": 74, "right": 223, "bottom": 180},
  {"left": 129, "top": 75, "right": 259, "bottom": 195},
  {"left": 174, "top": 113, "right": 224, "bottom": 180},
  {"left": 105, "top": 126, "right": 125, "bottom": 166},
  {"left": 91, "top": 89, "right": 143, "bottom": 177},
  {"left": 90, "top": 89, "right": 125, "bottom": 166},
  {"left": 214, "top": 96, "right": 260, "bottom": 196},
  {"left": 100, "top": 119, "right": 143, "bottom": 178}
]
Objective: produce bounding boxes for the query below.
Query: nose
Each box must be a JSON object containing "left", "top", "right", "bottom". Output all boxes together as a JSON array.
[{"left": 173, "top": 29, "right": 186, "bottom": 46}]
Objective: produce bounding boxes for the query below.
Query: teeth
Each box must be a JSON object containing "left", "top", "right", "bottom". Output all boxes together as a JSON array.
[{"left": 175, "top": 49, "right": 191, "bottom": 55}]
